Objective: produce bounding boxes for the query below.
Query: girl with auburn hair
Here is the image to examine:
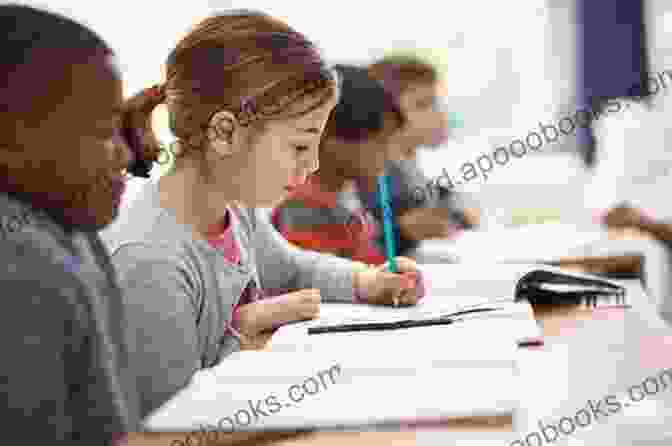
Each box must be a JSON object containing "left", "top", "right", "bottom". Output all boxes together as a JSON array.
[{"left": 101, "top": 10, "right": 422, "bottom": 426}]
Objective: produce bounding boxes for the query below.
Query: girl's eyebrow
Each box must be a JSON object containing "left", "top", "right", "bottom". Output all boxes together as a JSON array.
[{"left": 297, "top": 127, "right": 320, "bottom": 134}]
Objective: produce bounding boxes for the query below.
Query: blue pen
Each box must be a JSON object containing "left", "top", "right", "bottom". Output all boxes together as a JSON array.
[{"left": 377, "top": 174, "right": 398, "bottom": 274}]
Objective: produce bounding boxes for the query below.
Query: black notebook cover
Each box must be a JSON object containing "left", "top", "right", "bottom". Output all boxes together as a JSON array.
[{"left": 514, "top": 269, "right": 626, "bottom": 306}]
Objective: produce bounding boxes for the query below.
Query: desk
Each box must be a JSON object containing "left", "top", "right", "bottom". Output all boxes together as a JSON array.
[
  {"left": 130, "top": 275, "right": 672, "bottom": 446},
  {"left": 255, "top": 280, "right": 672, "bottom": 446}
]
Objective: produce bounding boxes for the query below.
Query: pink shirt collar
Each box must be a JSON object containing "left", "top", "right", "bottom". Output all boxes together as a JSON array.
[{"left": 205, "top": 208, "right": 241, "bottom": 265}]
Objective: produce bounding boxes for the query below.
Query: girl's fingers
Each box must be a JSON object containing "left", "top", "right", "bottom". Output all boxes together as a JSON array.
[
  {"left": 374, "top": 257, "right": 416, "bottom": 273},
  {"left": 302, "top": 305, "right": 319, "bottom": 319},
  {"left": 393, "top": 256, "right": 418, "bottom": 273},
  {"left": 394, "top": 284, "right": 419, "bottom": 306},
  {"left": 297, "top": 288, "right": 321, "bottom": 302},
  {"left": 379, "top": 272, "right": 416, "bottom": 306},
  {"left": 400, "top": 288, "right": 420, "bottom": 305}
]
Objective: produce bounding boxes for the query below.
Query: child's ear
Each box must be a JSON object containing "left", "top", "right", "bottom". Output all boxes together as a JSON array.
[{"left": 207, "top": 110, "right": 239, "bottom": 157}]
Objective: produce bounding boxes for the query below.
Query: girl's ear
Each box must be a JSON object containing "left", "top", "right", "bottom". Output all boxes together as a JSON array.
[{"left": 207, "top": 110, "right": 239, "bottom": 158}]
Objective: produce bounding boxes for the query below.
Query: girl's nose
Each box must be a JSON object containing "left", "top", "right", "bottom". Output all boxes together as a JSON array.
[{"left": 304, "top": 146, "right": 319, "bottom": 174}]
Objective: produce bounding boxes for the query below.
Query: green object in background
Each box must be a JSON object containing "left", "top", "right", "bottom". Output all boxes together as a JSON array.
[
  {"left": 380, "top": 47, "right": 449, "bottom": 81},
  {"left": 447, "top": 111, "right": 464, "bottom": 129},
  {"left": 508, "top": 208, "right": 563, "bottom": 226}
]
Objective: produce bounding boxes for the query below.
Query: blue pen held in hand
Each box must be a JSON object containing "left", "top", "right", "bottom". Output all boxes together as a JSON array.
[{"left": 377, "top": 174, "right": 398, "bottom": 273}]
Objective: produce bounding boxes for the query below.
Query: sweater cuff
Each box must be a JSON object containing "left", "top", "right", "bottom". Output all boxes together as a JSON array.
[
  {"left": 309, "top": 253, "right": 358, "bottom": 303},
  {"left": 351, "top": 261, "right": 370, "bottom": 303}
]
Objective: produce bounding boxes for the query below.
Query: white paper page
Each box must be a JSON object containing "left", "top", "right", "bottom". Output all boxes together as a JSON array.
[
  {"left": 418, "top": 263, "right": 623, "bottom": 303},
  {"left": 270, "top": 263, "right": 544, "bottom": 354},
  {"left": 269, "top": 303, "right": 540, "bottom": 369},
  {"left": 419, "top": 263, "right": 538, "bottom": 302},
  {"left": 417, "top": 224, "right": 607, "bottom": 263},
  {"left": 145, "top": 350, "right": 517, "bottom": 432}
]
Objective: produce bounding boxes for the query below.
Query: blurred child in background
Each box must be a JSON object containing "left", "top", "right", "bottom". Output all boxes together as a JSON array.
[
  {"left": 273, "top": 64, "right": 407, "bottom": 264},
  {"left": 359, "top": 53, "right": 481, "bottom": 255}
]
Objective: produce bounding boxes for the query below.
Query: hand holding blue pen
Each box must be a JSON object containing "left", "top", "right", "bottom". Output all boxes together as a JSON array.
[{"left": 353, "top": 258, "right": 424, "bottom": 307}]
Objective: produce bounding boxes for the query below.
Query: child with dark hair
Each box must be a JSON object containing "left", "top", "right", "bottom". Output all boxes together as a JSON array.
[
  {"left": 0, "top": 4, "right": 140, "bottom": 445},
  {"left": 359, "top": 53, "right": 481, "bottom": 255},
  {"left": 272, "top": 64, "right": 424, "bottom": 275}
]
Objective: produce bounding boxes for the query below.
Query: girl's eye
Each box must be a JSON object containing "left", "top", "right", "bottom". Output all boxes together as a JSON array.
[{"left": 295, "top": 145, "right": 310, "bottom": 152}]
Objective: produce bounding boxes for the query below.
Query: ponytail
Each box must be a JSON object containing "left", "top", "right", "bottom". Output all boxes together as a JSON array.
[{"left": 121, "top": 84, "right": 166, "bottom": 178}]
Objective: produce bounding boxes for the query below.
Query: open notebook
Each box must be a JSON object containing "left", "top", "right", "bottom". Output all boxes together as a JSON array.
[
  {"left": 272, "top": 264, "right": 623, "bottom": 349},
  {"left": 270, "top": 299, "right": 540, "bottom": 353}
]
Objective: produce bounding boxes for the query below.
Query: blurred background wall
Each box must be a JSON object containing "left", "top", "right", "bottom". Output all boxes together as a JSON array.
[{"left": 18, "top": 0, "right": 672, "bottom": 223}]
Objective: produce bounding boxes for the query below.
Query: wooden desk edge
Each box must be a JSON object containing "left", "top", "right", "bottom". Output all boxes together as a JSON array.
[{"left": 547, "top": 254, "right": 643, "bottom": 274}]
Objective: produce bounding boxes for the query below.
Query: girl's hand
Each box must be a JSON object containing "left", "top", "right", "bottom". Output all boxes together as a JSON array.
[
  {"left": 602, "top": 204, "right": 648, "bottom": 229},
  {"left": 354, "top": 257, "right": 424, "bottom": 306},
  {"left": 462, "top": 207, "right": 481, "bottom": 227},
  {"left": 236, "top": 289, "right": 321, "bottom": 336},
  {"left": 239, "top": 330, "right": 274, "bottom": 351},
  {"left": 398, "top": 208, "right": 456, "bottom": 240},
  {"left": 276, "top": 288, "right": 321, "bottom": 321}
]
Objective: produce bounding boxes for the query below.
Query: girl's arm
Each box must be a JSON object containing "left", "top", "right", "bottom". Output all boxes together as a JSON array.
[
  {"left": 253, "top": 209, "right": 424, "bottom": 306},
  {"left": 602, "top": 204, "right": 672, "bottom": 243},
  {"left": 111, "top": 243, "right": 215, "bottom": 418},
  {"left": 253, "top": 208, "right": 357, "bottom": 303},
  {"left": 635, "top": 219, "right": 672, "bottom": 244}
]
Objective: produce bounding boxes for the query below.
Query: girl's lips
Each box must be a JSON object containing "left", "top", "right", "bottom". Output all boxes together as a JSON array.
[
  {"left": 285, "top": 180, "right": 304, "bottom": 192},
  {"left": 427, "top": 128, "right": 450, "bottom": 147}
]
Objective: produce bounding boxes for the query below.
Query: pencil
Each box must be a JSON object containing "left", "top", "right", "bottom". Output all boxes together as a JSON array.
[
  {"left": 307, "top": 317, "right": 460, "bottom": 335},
  {"left": 377, "top": 174, "right": 398, "bottom": 274}
]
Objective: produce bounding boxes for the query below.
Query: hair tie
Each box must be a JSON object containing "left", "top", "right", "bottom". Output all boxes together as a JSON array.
[{"left": 239, "top": 96, "right": 257, "bottom": 123}]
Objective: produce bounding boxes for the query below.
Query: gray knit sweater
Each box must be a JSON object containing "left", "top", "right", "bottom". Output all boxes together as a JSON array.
[{"left": 100, "top": 181, "right": 356, "bottom": 418}]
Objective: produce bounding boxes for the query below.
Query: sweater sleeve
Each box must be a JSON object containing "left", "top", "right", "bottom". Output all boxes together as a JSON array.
[
  {"left": 110, "top": 242, "right": 208, "bottom": 418},
  {"left": 0, "top": 242, "right": 129, "bottom": 445},
  {"left": 252, "top": 208, "right": 357, "bottom": 303}
]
